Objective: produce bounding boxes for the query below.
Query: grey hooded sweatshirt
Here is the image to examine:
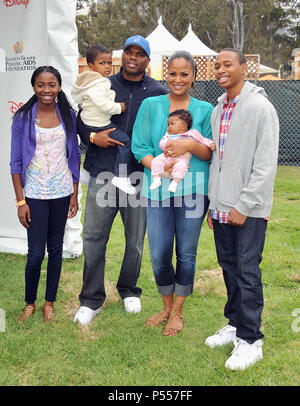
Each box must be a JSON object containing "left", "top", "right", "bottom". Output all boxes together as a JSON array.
[{"left": 208, "top": 81, "right": 279, "bottom": 218}]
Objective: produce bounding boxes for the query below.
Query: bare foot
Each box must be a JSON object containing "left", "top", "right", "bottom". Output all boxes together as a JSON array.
[
  {"left": 163, "top": 310, "right": 183, "bottom": 336},
  {"left": 145, "top": 308, "right": 171, "bottom": 327}
]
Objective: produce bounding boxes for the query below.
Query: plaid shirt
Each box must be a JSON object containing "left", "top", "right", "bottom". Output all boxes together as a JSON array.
[{"left": 211, "top": 95, "right": 239, "bottom": 223}]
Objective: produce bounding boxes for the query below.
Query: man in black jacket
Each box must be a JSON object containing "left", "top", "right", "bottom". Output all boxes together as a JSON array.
[{"left": 74, "top": 35, "right": 168, "bottom": 325}]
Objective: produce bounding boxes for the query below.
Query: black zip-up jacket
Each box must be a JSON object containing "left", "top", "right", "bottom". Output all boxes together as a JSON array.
[{"left": 77, "top": 68, "right": 169, "bottom": 177}]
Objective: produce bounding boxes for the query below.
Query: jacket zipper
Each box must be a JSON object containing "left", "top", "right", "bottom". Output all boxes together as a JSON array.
[{"left": 125, "top": 89, "right": 133, "bottom": 134}]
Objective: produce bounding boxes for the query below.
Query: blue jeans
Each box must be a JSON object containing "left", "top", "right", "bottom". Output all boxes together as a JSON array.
[
  {"left": 25, "top": 196, "right": 71, "bottom": 304},
  {"left": 212, "top": 217, "right": 267, "bottom": 343},
  {"left": 147, "top": 194, "right": 209, "bottom": 296},
  {"left": 79, "top": 176, "right": 146, "bottom": 309}
]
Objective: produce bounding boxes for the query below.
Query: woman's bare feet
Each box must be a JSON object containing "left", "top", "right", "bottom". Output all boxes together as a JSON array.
[
  {"left": 163, "top": 310, "right": 183, "bottom": 336},
  {"left": 145, "top": 308, "right": 171, "bottom": 327}
]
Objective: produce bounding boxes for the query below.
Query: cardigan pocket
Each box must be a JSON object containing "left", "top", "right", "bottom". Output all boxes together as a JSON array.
[{"left": 217, "top": 161, "right": 243, "bottom": 206}]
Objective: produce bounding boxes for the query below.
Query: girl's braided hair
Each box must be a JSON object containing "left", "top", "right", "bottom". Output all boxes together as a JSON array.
[{"left": 14, "top": 66, "right": 75, "bottom": 137}]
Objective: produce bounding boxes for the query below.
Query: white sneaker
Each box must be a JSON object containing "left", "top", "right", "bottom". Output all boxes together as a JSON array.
[
  {"left": 150, "top": 178, "right": 161, "bottom": 190},
  {"left": 73, "top": 306, "right": 101, "bottom": 325},
  {"left": 225, "top": 338, "right": 263, "bottom": 371},
  {"left": 111, "top": 176, "right": 136, "bottom": 194},
  {"left": 168, "top": 180, "right": 179, "bottom": 193},
  {"left": 124, "top": 297, "right": 141, "bottom": 313},
  {"left": 205, "top": 325, "right": 237, "bottom": 348}
]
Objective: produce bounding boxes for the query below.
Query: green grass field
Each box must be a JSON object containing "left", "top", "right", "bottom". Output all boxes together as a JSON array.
[{"left": 0, "top": 166, "right": 299, "bottom": 386}]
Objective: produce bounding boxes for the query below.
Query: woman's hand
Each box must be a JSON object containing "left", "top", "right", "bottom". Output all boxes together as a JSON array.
[
  {"left": 18, "top": 204, "right": 31, "bottom": 229},
  {"left": 141, "top": 154, "right": 177, "bottom": 178},
  {"left": 12, "top": 174, "right": 31, "bottom": 228},
  {"left": 165, "top": 139, "right": 212, "bottom": 161},
  {"left": 164, "top": 139, "right": 192, "bottom": 157},
  {"left": 68, "top": 195, "right": 78, "bottom": 219},
  {"left": 162, "top": 160, "right": 178, "bottom": 178}
]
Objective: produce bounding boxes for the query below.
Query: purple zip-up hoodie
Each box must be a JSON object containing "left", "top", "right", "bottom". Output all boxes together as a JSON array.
[{"left": 10, "top": 103, "right": 81, "bottom": 187}]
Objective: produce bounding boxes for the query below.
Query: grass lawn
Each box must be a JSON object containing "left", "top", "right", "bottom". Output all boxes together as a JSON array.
[{"left": 0, "top": 166, "right": 299, "bottom": 387}]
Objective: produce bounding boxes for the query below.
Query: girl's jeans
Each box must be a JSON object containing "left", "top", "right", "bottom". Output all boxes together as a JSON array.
[{"left": 25, "top": 195, "right": 70, "bottom": 303}]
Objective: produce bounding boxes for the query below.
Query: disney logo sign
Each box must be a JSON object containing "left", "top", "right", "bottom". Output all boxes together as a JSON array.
[
  {"left": 8, "top": 101, "right": 23, "bottom": 114},
  {"left": 3, "top": 0, "right": 30, "bottom": 8}
]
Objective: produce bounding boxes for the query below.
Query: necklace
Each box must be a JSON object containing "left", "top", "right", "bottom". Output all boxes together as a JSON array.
[
  {"left": 35, "top": 108, "right": 57, "bottom": 174},
  {"left": 168, "top": 95, "right": 191, "bottom": 113}
]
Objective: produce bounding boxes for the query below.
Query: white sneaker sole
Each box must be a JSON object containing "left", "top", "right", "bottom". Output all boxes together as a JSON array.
[
  {"left": 124, "top": 298, "right": 141, "bottom": 313},
  {"left": 111, "top": 177, "right": 136, "bottom": 195},
  {"left": 205, "top": 335, "right": 236, "bottom": 348},
  {"left": 225, "top": 351, "right": 263, "bottom": 371}
]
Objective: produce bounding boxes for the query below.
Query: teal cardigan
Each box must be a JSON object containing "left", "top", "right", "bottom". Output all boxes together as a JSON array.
[{"left": 131, "top": 94, "right": 213, "bottom": 201}]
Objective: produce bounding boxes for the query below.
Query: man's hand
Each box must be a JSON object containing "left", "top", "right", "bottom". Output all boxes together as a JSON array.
[
  {"left": 227, "top": 208, "right": 247, "bottom": 227},
  {"left": 207, "top": 210, "right": 213, "bottom": 230},
  {"left": 119, "top": 102, "right": 126, "bottom": 113},
  {"left": 93, "top": 128, "right": 124, "bottom": 148}
]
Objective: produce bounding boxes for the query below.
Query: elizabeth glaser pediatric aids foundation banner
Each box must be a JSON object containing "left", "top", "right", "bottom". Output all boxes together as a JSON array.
[{"left": 0, "top": 0, "right": 83, "bottom": 257}]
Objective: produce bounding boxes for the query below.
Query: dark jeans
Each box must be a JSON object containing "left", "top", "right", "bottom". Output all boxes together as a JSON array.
[
  {"left": 80, "top": 119, "right": 134, "bottom": 176},
  {"left": 25, "top": 196, "right": 71, "bottom": 304},
  {"left": 79, "top": 176, "right": 146, "bottom": 309},
  {"left": 212, "top": 217, "right": 267, "bottom": 344},
  {"left": 147, "top": 194, "right": 209, "bottom": 297}
]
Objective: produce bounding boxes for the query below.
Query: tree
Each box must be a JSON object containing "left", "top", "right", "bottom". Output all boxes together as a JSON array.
[
  {"left": 75, "top": 0, "right": 300, "bottom": 68},
  {"left": 226, "top": 0, "right": 246, "bottom": 50},
  {"left": 76, "top": 0, "right": 91, "bottom": 11},
  {"left": 241, "top": 0, "right": 299, "bottom": 66}
]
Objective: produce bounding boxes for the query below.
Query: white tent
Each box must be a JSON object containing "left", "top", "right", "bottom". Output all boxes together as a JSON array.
[
  {"left": 179, "top": 24, "right": 217, "bottom": 55},
  {"left": 112, "top": 16, "right": 181, "bottom": 57},
  {"left": 180, "top": 28, "right": 278, "bottom": 78},
  {"left": 259, "top": 63, "right": 279, "bottom": 75},
  {"left": 146, "top": 17, "right": 183, "bottom": 79},
  {"left": 147, "top": 16, "right": 181, "bottom": 55}
]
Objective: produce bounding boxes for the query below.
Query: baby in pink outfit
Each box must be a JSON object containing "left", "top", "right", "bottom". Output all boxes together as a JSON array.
[{"left": 150, "top": 109, "right": 216, "bottom": 193}]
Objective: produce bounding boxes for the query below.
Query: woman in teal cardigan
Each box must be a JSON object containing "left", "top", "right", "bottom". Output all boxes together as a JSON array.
[{"left": 132, "top": 51, "right": 213, "bottom": 336}]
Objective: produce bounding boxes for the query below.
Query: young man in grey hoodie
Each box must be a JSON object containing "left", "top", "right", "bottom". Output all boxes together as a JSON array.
[{"left": 205, "top": 49, "right": 279, "bottom": 370}]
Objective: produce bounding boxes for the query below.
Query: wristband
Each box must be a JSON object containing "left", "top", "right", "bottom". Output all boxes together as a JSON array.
[
  {"left": 90, "top": 132, "right": 96, "bottom": 143},
  {"left": 17, "top": 199, "right": 26, "bottom": 207}
]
